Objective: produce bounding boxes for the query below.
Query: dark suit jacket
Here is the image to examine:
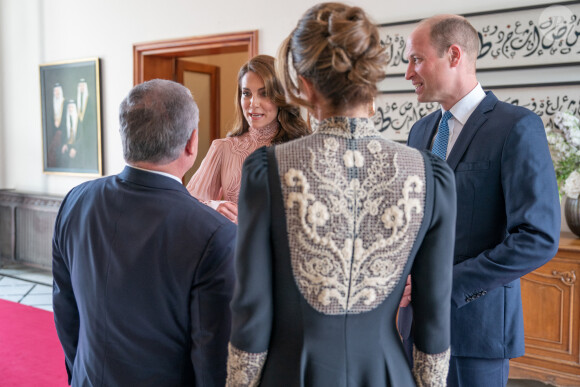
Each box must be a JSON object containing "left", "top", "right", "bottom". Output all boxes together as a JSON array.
[
  {"left": 53, "top": 166, "right": 236, "bottom": 386},
  {"left": 406, "top": 91, "right": 560, "bottom": 358}
]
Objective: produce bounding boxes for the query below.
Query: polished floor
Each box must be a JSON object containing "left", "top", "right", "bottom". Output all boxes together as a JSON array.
[
  {"left": 0, "top": 263, "right": 557, "bottom": 386},
  {"left": 0, "top": 264, "right": 53, "bottom": 311}
]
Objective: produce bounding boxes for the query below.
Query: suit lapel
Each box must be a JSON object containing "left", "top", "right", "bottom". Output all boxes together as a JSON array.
[
  {"left": 446, "top": 92, "right": 498, "bottom": 170},
  {"left": 413, "top": 112, "right": 441, "bottom": 151}
]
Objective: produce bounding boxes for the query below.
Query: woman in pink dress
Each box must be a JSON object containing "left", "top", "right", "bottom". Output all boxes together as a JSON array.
[{"left": 186, "top": 55, "right": 310, "bottom": 222}]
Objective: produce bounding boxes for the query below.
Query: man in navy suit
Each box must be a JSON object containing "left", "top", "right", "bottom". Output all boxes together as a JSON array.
[
  {"left": 53, "top": 79, "right": 236, "bottom": 386},
  {"left": 398, "top": 14, "right": 561, "bottom": 387}
]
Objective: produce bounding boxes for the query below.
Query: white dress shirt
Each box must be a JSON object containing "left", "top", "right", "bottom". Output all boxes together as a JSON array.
[{"left": 434, "top": 83, "right": 486, "bottom": 156}]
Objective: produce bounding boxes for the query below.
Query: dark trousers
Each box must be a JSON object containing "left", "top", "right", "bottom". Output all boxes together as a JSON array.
[
  {"left": 398, "top": 305, "right": 509, "bottom": 387},
  {"left": 447, "top": 356, "right": 509, "bottom": 387}
]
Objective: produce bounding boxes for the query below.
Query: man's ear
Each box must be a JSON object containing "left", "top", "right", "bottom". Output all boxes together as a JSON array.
[
  {"left": 186, "top": 129, "right": 198, "bottom": 159},
  {"left": 448, "top": 44, "right": 461, "bottom": 67}
]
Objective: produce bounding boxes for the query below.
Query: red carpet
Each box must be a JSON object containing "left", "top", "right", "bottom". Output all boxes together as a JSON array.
[{"left": 0, "top": 299, "right": 68, "bottom": 386}]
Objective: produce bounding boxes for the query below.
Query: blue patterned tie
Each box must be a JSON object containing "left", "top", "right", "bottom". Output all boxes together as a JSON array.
[{"left": 432, "top": 110, "right": 453, "bottom": 160}]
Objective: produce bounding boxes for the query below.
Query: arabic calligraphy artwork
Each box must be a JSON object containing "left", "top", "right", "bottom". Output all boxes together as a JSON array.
[
  {"left": 374, "top": 82, "right": 580, "bottom": 142},
  {"left": 493, "top": 83, "right": 580, "bottom": 129},
  {"left": 380, "top": 2, "right": 580, "bottom": 76},
  {"left": 40, "top": 58, "right": 102, "bottom": 176},
  {"left": 372, "top": 92, "right": 436, "bottom": 142}
]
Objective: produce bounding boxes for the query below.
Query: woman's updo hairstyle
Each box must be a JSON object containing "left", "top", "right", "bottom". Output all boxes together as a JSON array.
[{"left": 277, "top": 2, "right": 388, "bottom": 111}]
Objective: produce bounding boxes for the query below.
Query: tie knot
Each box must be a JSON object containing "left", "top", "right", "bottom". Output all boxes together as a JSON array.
[{"left": 442, "top": 110, "right": 453, "bottom": 123}]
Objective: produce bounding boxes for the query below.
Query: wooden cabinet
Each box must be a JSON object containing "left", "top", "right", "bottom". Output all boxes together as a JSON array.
[{"left": 510, "top": 233, "right": 580, "bottom": 386}]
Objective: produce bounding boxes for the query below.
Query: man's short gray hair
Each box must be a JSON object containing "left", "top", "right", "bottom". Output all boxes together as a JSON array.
[{"left": 119, "top": 79, "right": 199, "bottom": 164}]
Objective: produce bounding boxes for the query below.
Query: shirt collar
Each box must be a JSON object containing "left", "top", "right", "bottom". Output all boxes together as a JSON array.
[
  {"left": 127, "top": 164, "right": 182, "bottom": 183},
  {"left": 446, "top": 83, "right": 486, "bottom": 125}
]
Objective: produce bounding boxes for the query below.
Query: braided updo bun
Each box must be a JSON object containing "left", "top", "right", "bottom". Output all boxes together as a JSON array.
[{"left": 277, "top": 2, "right": 388, "bottom": 111}]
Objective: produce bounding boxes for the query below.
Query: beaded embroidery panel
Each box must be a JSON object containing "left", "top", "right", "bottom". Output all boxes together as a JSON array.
[
  {"left": 412, "top": 346, "right": 451, "bottom": 387},
  {"left": 226, "top": 344, "right": 267, "bottom": 387},
  {"left": 275, "top": 117, "right": 426, "bottom": 315}
]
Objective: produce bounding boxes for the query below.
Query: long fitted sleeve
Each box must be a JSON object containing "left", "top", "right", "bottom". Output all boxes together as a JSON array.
[
  {"left": 187, "top": 139, "right": 224, "bottom": 202},
  {"left": 451, "top": 109, "right": 560, "bottom": 308},
  {"left": 411, "top": 152, "right": 456, "bottom": 386},
  {"left": 226, "top": 148, "right": 272, "bottom": 386}
]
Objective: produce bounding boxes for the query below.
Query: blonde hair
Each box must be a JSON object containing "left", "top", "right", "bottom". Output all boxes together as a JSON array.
[
  {"left": 277, "top": 2, "right": 388, "bottom": 111},
  {"left": 228, "top": 54, "right": 310, "bottom": 144}
]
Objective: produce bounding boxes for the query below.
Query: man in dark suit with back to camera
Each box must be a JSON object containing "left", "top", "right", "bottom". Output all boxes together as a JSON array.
[
  {"left": 398, "top": 14, "right": 561, "bottom": 387},
  {"left": 52, "top": 79, "right": 236, "bottom": 386}
]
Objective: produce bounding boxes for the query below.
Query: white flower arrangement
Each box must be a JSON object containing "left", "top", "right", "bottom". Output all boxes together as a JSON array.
[
  {"left": 562, "top": 170, "right": 580, "bottom": 199},
  {"left": 545, "top": 111, "right": 580, "bottom": 199}
]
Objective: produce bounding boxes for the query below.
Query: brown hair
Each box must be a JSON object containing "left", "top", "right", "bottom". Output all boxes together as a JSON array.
[
  {"left": 277, "top": 2, "right": 388, "bottom": 111},
  {"left": 228, "top": 54, "right": 310, "bottom": 144},
  {"left": 427, "top": 15, "right": 479, "bottom": 62}
]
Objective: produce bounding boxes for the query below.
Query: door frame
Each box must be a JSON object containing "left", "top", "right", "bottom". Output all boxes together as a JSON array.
[{"left": 133, "top": 30, "right": 258, "bottom": 85}]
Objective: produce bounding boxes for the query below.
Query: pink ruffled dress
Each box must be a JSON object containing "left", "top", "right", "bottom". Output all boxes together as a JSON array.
[{"left": 186, "top": 121, "right": 279, "bottom": 209}]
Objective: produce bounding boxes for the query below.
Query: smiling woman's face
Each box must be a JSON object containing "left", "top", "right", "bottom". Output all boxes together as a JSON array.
[{"left": 240, "top": 71, "right": 278, "bottom": 129}]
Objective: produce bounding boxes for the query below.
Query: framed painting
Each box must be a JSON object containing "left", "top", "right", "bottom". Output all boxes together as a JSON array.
[
  {"left": 379, "top": 1, "right": 580, "bottom": 77},
  {"left": 373, "top": 81, "right": 580, "bottom": 142},
  {"left": 39, "top": 58, "right": 102, "bottom": 176}
]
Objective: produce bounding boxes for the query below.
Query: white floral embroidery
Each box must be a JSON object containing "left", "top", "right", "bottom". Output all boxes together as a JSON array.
[
  {"left": 412, "top": 345, "right": 451, "bottom": 387},
  {"left": 343, "top": 150, "right": 364, "bottom": 168},
  {"left": 325, "top": 137, "right": 340, "bottom": 151},
  {"left": 285, "top": 168, "right": 308, "bottom": 188},
  {"left": 307, "top": 201, "right": 330, "bottom": 227},
  {"left": 226, "top": 343, "right": 267, "bottom": 387},
  {"left": 344, "top": 150, "right": 355, "bottom": 168},
  {"left": 354, "top": 151, "right": 364, "bottom": 167},
  {"left": 276, "top": 117, "right": 426, "bottom": 314},
  {"left": 367, "top": 140, "right": 382, "bottom": 154},
  {"left": 382, "top": 205, "right": 405, "bottom": 230}
]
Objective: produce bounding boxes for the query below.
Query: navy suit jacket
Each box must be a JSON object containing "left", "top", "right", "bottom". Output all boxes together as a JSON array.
[
  {"left": 406, "top": 91, "right": 560, "bottom": 358},
  {"left": 53, "top": 166, "right": 236, "bottom": 386}
]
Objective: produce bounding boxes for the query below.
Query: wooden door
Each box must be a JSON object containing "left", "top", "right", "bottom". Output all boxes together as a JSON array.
[{"left": 177, "top": 61, "right": 220, "bottom": 184}]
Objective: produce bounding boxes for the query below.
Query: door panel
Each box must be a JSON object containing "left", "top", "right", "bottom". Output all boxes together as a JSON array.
[{"left": 177, "top": 61, "right": 220, "bottom": 184}]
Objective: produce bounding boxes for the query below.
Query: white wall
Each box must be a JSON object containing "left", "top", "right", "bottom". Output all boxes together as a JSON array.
[
  {"left": 0, "top": 0, "right": 43, "bottom": 191},
  {"left": 0, "top": 0, "right": 566, "bottom": 196}
]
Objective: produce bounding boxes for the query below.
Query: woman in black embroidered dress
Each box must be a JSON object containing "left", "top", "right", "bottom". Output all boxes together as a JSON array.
[{"left": 226, "top": 3, "right": 456, "bottom": 386}]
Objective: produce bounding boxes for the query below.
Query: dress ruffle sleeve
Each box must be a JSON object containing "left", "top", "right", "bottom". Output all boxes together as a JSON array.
[
  {"left": 187, "top": 139, "right": 224, "bottom": 201},
  {"left": 226, "top": 147, "right": 272, "bottom": 386},
  {"left": 411, "top": 151, "right": 456, "bottom": 386}
]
